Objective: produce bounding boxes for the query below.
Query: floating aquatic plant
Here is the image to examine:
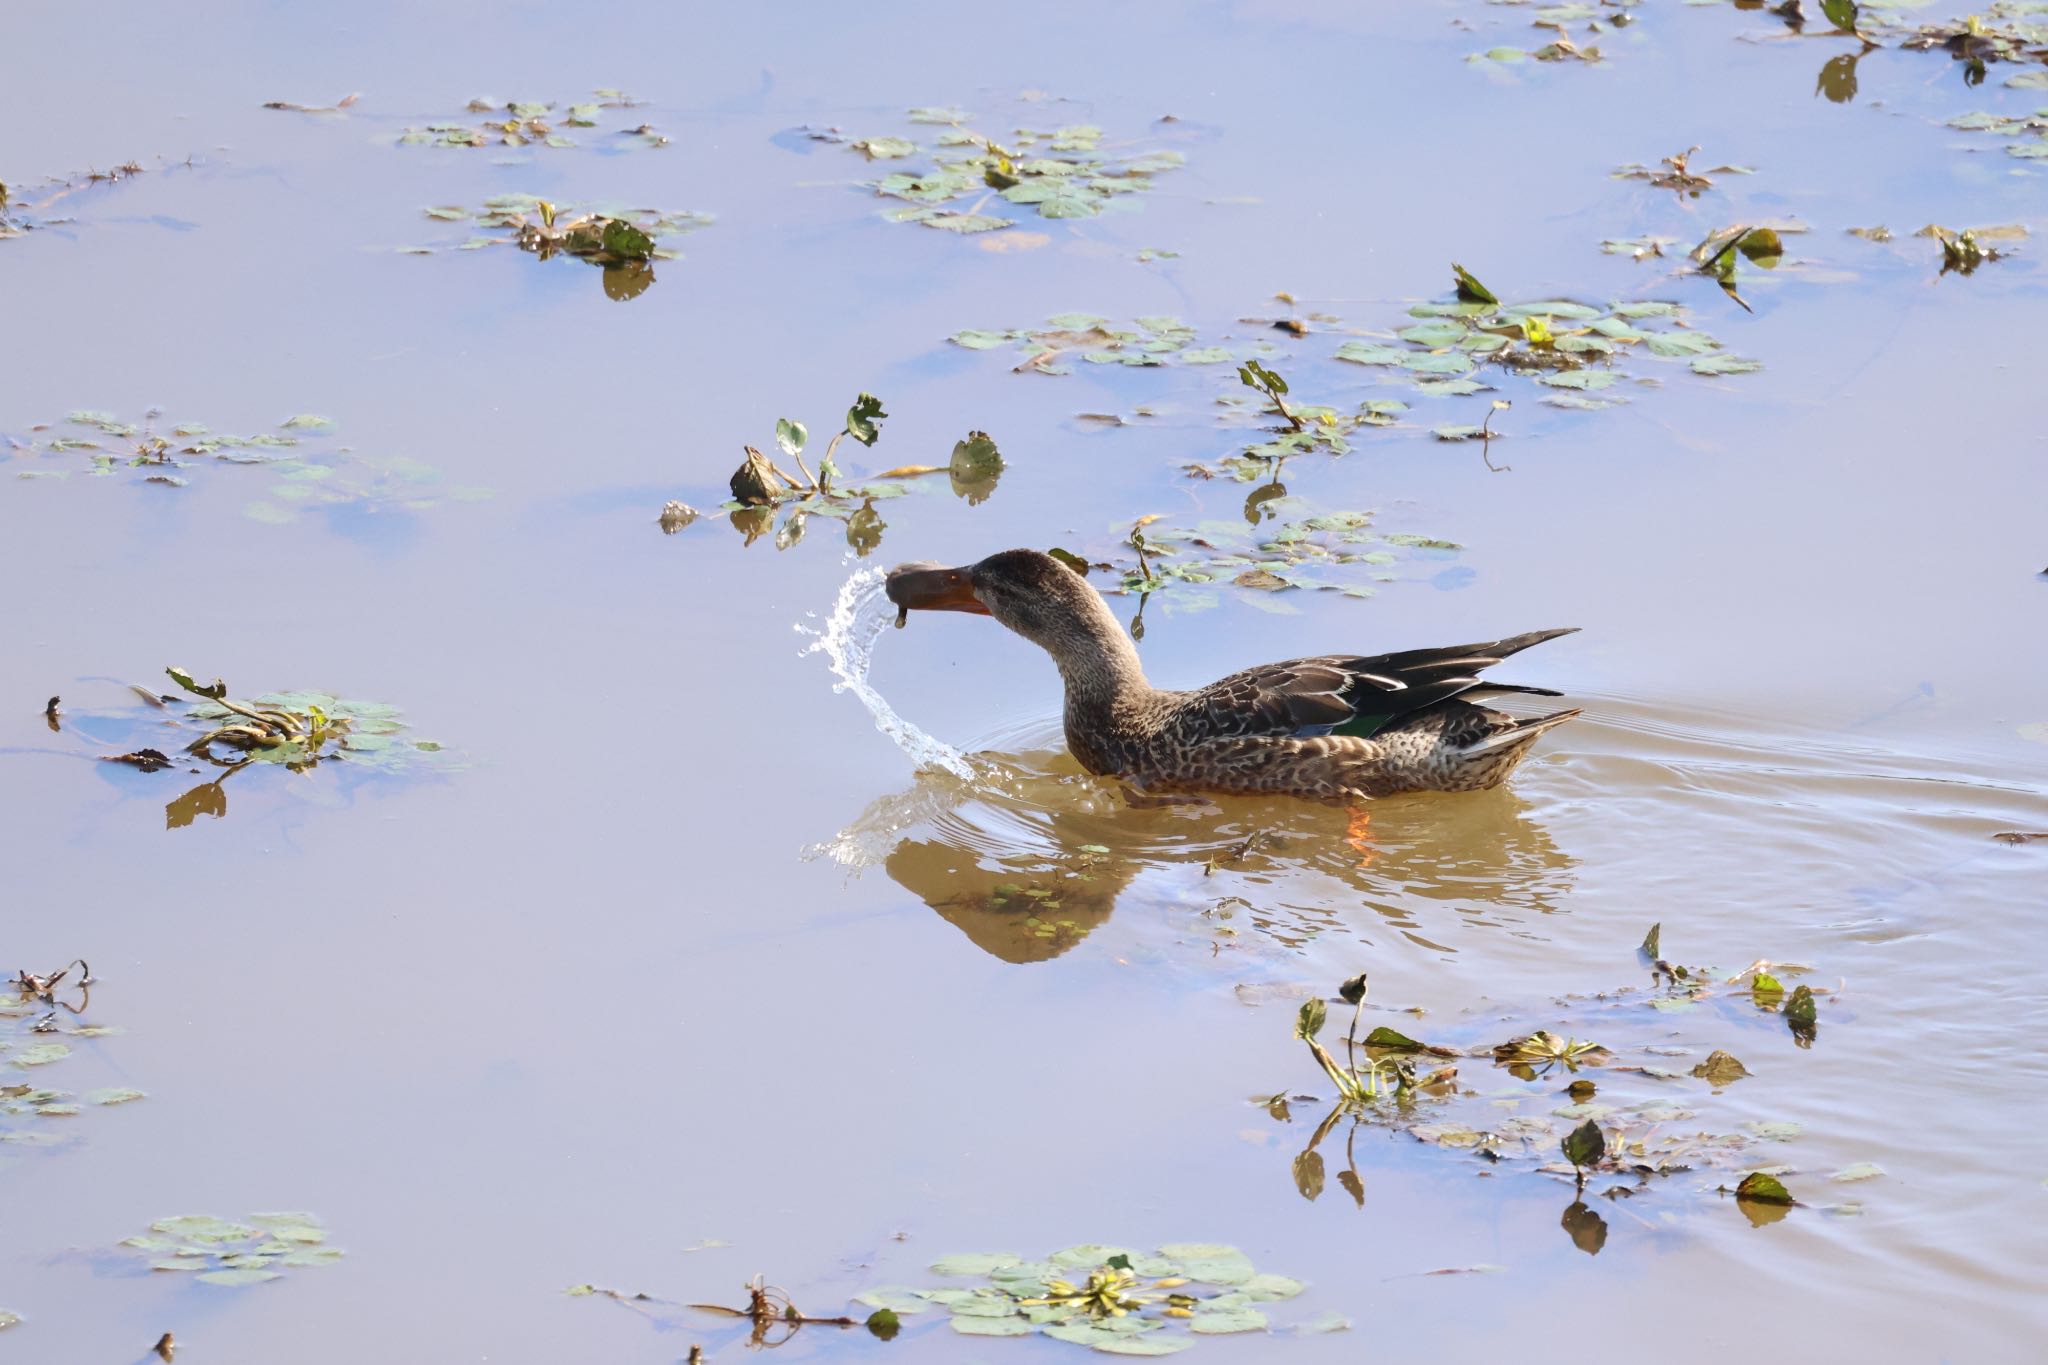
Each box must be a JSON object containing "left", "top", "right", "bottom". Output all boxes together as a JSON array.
[
  {"left": 1262, "top": 931, "right": 1853, "bottom": 1231},
  {"left": 821, "top": 105, "right": 1187, "bottom": 230},
  {"left": 1062, "top": 503, "right": 1464, "bottom": 630},
  {"left": 2, "top": 961, "right": 141, "bottom": 1152},
  {"left": 120, "top": 1212, "right": 341, "bottom": 1285},
  {"left": 854, "top": 1243, "right": 1324, "bottom": 1350},
  {"left": 76, "top": 670, "right": 448, "bottom": 828},
  {"left": 1334, "top": 263, "right": 1760, "bottom": 410},
  {"left": 678, "top": 398, "right": 1001, "bottom": 557},
  {"left": 950, "top": 314, "right": 1238, "bottom": 373},
  {"left": 408, "top": 196, "right": 711, "bottom": 299},
  {"left": 395, "top": 90, "right": 663, "bottom": 150},
  {"left": 4, "top": 409, "right": 488, "bottom": 522},
  {"left": 1612, "top": 146, "right": 1752, "bottom": 197}
]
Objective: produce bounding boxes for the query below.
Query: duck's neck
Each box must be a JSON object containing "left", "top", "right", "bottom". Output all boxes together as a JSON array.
[{"left": 1046, "top": 598, "right": 1152, "bottom": 719}]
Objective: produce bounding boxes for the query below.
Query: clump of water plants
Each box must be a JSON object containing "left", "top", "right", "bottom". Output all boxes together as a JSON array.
[
  {"left": 691, "top": 399, "right": 1001, "bottom": 557},
  {"left": 2, "top": 961, "right": 142, "bottom": 1152},
  {"left": 121, "top": 1213, "right": 341, "bottom": 1285},
  {"left": 1612, "top": 145, "right": 1752, "bottom": 197},
  {"left": 824, "top": 105, "right": 1186, "bottom": 230},
  {"left": 1468, "top": 33, "right": 1604, "bottom": 66},
  {"left": 1944, "top": 108, "right": 2048, "bottom": 160},
  {"left": 1334, "top": 263, "right": 1759, "bottom": 412},
  {"left": 1262, "top": 930, "right": 1852, "bottom": 1236},
  {"left": 394, "top": 90, "right": 663, "bottom": 150},
  {"left": 1091, "top": 506, "right": 1460, "bottom": 617},
  {"left": 1919, "top": 221, "right": 2022, "bottom": 273},
  {"left": 410, "top": 196, "right": 710, "bottom": 299},
  {"left": 4, "top": 409, "right": 488, "bottom": 522},
  {"left": 853, "top": 1243, "right": 1330, "bottom": 1348},
  {"left": 950, "top": 314, "right": 1236, "bottom": 372},
  {"left": 147, "top": 667, "right": 443, "bottom": 777},
  {"left": 78, "top": 670, "right": 447, "bottom": 828}
]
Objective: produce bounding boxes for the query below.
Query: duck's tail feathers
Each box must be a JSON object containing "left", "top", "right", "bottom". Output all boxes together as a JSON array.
[
  {"left": 1464, "top": 707, "right": 1583, "bottom": 756},
  {"left": 1464, "top": 682, "right": 1565, "bottom": 700}
]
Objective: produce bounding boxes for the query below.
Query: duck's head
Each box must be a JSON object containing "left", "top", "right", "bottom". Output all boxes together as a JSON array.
[{"left": 886, "top": 548, "right": 1124, "bottom": 660}]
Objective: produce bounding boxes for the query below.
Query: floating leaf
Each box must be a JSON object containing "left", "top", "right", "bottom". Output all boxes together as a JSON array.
[
  {"left": 1735, "top": 1172, "right": 1794, "bottom": 1205},
  {"left": 1451, "top": 262, "right": 1497, "bottom": 305},
  {"left": 1155, "top": 1243, "right": 1254, "bottom": 1285},
  {"left": 1362, "top": 1026, "right": 1423, "bottom": 1051},
  {"left": 1189, "top": 1307, "right": 1267, "bottom": 1334},
  {"left": 846, "top": 394, "right": 887, "bottom": 446},
  {"left": 1690, "top": 1051, "right": 1749, "bottom": 1086},
  {"left": 1785, "top": 985, "right": 1818, "bottom": 1028},
  {"left": 1562, "top": 1119, "right": 1605, "bottom": 1169},
  {"left": 931, "top": 1253, "right": 1022, "bottom": 1276},
  {"left": 1690, "top": 354, "right": 1762, "bottom": 376}
]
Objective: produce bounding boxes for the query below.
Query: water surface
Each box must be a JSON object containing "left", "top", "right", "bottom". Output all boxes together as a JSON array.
[{"left": 3, "top": 2, "right": 2045, "bottom": 1361}]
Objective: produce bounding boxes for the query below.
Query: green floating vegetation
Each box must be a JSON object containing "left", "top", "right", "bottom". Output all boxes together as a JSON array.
[
  {"left": 689, "top": 397, "right": 1001, "bottom": 557},
  {"left": 409, "top": 196, "right": 711, "bottom": 299},
  {"left": 1334, "top": 263, "right": 1759, "bottom": 410},
  {"left": 1054, "top": 503, "right": 1461, "bottom": 630},
  {"left": 855, "top": 1243, "right": 1326, "bottom": 1352},
  {"left": 951, "top": 314, "right": 1238, "bottom": 372},
  {"left": 1262, "top": 929, "right": 1850, "bottom": 1232},
  {"left": 1612, "top": 146, "right": 1752, "bottom": 198},
  {"left": 1945, "top": 108, "right": 2048, "bottom": 160},
  {"left": 1918, "top": 222, "right": 2023, "bottom": 274},
  {"left": 395, "top": 89, "right": 665, "bottom": 150},
  {"left": 148, "top": 667, "right": 447, "bottom": 779},
  {"left": 2, "top": 963, "right": 139, "bottom": 1150},
  {"left": 121, "top": 1212, "right": 342, "bottom": 1285},
  {"left": 1468, "top": 33, "right": 1603, "bottom": 66},
  {"left": 834, "top": 105, "right": 1186, "bottom": 229},
  {"left": 5, "top": 409, "right": 489, "bottom": 522}
]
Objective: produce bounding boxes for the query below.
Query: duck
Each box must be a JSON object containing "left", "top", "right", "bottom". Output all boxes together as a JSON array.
[{"left": 886, "top": 548, "right": 1580, "bottom": 803}]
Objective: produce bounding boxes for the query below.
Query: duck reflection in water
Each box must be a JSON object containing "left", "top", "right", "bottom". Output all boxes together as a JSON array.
[{"left": 818, "top": 741, "right": 1577, "bottom": 964}]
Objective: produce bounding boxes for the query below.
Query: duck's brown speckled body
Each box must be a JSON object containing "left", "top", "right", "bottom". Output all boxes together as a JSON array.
[{"left": 886, "top": 549, "right": 1581, "bottom": 803}]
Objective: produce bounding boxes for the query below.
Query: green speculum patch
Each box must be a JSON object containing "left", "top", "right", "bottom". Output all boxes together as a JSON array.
[{"left": 5, "top": 410, "right": 489, "bottom": 523}]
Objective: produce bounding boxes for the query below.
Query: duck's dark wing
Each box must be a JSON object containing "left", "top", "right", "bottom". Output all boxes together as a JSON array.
[{"left": 1185, "top": 628, "right": 1578, "bottom": 741}]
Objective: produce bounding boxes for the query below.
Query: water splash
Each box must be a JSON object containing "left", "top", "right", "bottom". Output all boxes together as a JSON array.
[{"left": 800, "top": 567, "right": 978, "bottom": 780}]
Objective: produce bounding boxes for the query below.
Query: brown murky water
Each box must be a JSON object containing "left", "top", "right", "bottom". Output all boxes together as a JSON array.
[{"left": 4, "top": 2, "right": 2046, "bottom": 1362}]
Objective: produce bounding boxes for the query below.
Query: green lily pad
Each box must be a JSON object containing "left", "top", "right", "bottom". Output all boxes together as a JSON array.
[
  {"left": 951, "top": 1315, "right": 1033, "bottom": 1336},
  {"left": 1690, "top": 354, "right": 1761, "bottom": 376},
  {"left": 931, "top": 1252, "right": 1021, "bottom": 1276},
  {"left": 1155, "top": 1244, "right": 1254, "bottom": 1285},
  {"left": 1189, "top": 1307, "right": 1268, "bottom": 1334},
  {"left": 197, "top": 1268, "right": 282, "bottom": 1287}
]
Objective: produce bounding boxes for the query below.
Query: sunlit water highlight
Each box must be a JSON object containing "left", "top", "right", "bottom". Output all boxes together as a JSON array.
[{"left": 800, "top": 567, "right": 978, "bottom": 781}]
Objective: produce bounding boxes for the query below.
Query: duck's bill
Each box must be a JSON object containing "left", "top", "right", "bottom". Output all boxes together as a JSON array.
[{"left": 885, "top": 562, "right": 989, "bottom": 614}]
